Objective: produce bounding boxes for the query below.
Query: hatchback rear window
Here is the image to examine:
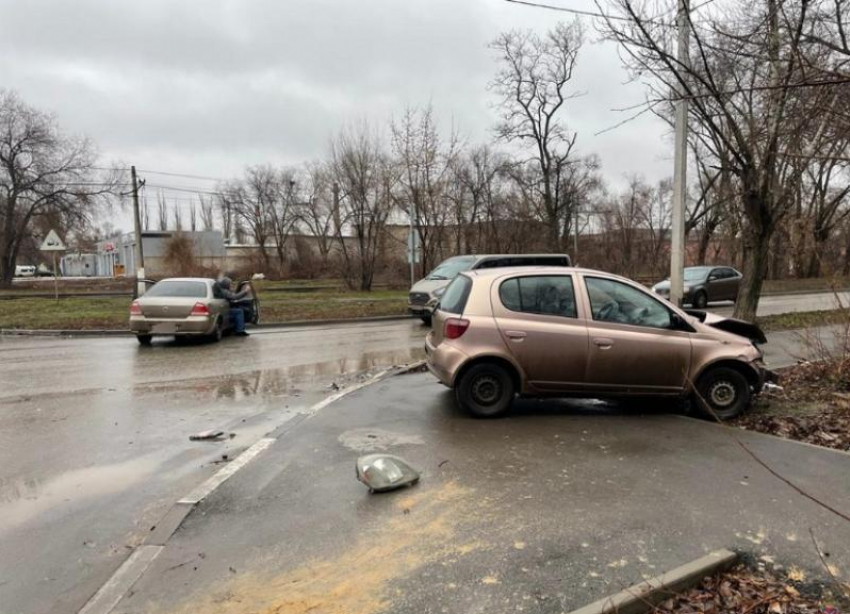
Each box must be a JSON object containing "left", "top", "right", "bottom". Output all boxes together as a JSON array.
[
  {"left": 145, "top": 280, "right": 208, "bottom": 298},
  {"left": 499, "top": 276, "right": 577, "bottom": 318},
  {"left": 439, "top": 275, "right": 472, "bottom": 314}
]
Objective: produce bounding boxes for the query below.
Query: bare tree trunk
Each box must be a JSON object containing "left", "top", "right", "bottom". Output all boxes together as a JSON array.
[{"left": 735, "top": 228, "right": 772, "bottom": 321}]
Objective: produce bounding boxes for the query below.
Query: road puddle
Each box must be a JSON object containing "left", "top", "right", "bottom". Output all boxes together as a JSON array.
[
  {"left": 0, "top": 452, "right": 163, "bottom": 535},
  {"left": 132, "top": 348, "right": 424, "bottom": 401}
]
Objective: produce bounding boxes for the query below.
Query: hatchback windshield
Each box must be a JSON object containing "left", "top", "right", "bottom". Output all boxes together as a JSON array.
[
  {"left": 426, "top": 256, "right": 476, "bottom": 280},
  {"left": 145, "top": 280, "right": 207, "bottom": 298}
]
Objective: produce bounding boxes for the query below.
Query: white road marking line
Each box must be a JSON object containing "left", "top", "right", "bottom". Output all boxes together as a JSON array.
[
  {"left": 308, "top": 367, "right": 394, "bottom": 414},
  {"left": 75, "top": 369, "right": 397, "bottom": 614},
  {"left": 77, "top": 545, "right": 163, "bottom": 614},
  {"left": 178, "top": 437, "right": 276, "bottom": 505}
]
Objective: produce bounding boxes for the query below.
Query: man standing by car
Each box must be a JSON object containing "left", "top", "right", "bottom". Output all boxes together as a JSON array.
[{"left": 219, "top": 277, "right": 250, "bottom": 337}]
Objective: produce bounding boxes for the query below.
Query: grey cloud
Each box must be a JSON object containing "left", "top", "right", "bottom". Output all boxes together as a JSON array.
[{"left": 0, "top": 0, "right": 671, "bottom": 185}]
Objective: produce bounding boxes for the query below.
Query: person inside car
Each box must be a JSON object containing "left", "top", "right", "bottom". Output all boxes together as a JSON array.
[{"left": 218, "top": 277, "right": 250, "bottom": 337}]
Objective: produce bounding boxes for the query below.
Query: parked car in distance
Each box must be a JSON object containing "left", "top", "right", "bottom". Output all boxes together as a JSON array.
[
  {"left": 651, "top": 266, "right": 742, "bottom": 308},
  {"left": 426, "top": 267, "right": 772, "bottom": 420},
  {"left": 409, "top": 254, "right": 572, "bottom": 325},
  {"left": 14, "top": 265, "right": 36, "bottom": 277},
  {"left": 129, "top": 277, "right": 259, "bottom": 345}
]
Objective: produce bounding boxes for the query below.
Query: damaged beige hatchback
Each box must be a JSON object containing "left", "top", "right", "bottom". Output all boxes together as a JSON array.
[{"left": 425, "top": 267, "right": 774, "bottom": 419}]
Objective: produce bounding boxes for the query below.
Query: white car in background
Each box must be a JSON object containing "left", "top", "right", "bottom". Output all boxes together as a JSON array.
[{"left": 14, "top": 265, "right": 36, "bottom": 277}]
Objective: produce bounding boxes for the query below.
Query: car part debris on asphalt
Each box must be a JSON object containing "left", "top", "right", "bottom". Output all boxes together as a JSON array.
[
  {"left": 189, "top": 430, "right": 225, "bottom": 441},
  {"left": 356, "top": 454, "right": 420, "bottom": 493}
]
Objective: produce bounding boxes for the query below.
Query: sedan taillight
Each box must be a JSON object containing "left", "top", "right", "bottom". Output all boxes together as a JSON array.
[
  {"left": 190, "top": 302, "right": 211, "bottom": 316},
  {"left": 129, "top": 301, "right": 142, "bottom": 316},
  {"left": 444, "top": 317, "right": 470, "bottom": 339}
]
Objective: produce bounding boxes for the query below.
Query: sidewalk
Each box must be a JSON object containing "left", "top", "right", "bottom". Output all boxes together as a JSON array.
[{"left": 109, "top": 367, "right": 850, "bottom": 614}]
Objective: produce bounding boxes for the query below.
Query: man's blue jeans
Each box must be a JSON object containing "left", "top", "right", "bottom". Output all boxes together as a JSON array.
[{"left": 229, "top": 308, "right": 246, "bottom": 333}]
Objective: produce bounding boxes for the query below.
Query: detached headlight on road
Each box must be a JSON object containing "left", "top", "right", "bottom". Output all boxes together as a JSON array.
[{"left": 356, "top": 454, "right": 420, "bottom": 493}]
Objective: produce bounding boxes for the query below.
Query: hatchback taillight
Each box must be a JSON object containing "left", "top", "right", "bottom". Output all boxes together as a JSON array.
[
  {"left": 190, "top": 302, "right": 210, "bottom": 316},
  {"left": 444, "top": 317, "right": 470, "bottom": 339},
  {"left": 129, "top": 301, "right": 142, "bottom": 316}
]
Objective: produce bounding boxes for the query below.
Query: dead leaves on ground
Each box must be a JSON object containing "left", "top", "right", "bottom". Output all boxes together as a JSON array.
[
  {"left": 734, "top": 359, "right": 850, "bottom": 452},
  {"left": 652, "top": 564, "right": 842, "bottom": 614}
]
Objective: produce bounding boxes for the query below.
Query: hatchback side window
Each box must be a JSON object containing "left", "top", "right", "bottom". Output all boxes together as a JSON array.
[
  {"left": 585, "top": 277, "right": 672, "bottom": 329},
  {"left": 499, "top": 276, "right": 577, "bottom": 318}
]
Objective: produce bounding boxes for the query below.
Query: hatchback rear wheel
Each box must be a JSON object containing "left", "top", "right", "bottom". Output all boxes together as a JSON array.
[
  {"left": 456, "top": 362, "right": 515, "bottom": 418},
  {"left": 137, "top": 334, "right": 153, "bottom": 346},
  {"left": 695, "top": 366, "right": 750, "bottom": 420}
]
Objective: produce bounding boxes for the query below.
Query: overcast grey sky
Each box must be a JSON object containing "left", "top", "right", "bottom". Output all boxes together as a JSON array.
[{"left": 0, "top": 0, "right": 673, "bottom": 203}]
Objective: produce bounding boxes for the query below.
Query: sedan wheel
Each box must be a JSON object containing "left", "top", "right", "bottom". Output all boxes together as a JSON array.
[
  {"left": 456, "top": 363, "right": 515, "bottom": 418},
  {"left": 210, "top": 317, "right": 224, "bottom": 343},
  {"left": 137, "top": 334, "right": 153, "bottom": 346},
  {"left": 696, "top": 366, "right": 751, "bottom": 420},
  {"left": 693, "top": 290, "right": 708, "bottom": 309}
]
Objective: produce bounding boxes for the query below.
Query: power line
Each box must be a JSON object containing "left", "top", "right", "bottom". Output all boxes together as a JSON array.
[
  {"left": 504, "top": 0, "right": 717, "bottom": 24},
  {"left": 144, "top": 183, "right": 223, "bottom": 196},
  {"left": 137, "top": 169, "right": 225, "bottom": 182}
]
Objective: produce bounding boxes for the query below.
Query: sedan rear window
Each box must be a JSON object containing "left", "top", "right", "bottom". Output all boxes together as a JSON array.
[
  {"left": 439, "top": 275, "right": 472, "bottom": 314},
  {"left": 499, "top": 276, "right": 577, "bottom": 318},
  {"left": 145, "top": 280, "right": 208, "bottom": 298}
]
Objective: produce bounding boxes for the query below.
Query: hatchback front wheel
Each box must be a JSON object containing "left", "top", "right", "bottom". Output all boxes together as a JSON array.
[
  {"left": 455, "top": 363, "right": 515, "bottom": 418},
  {"left": 695, "top": 366, "right": 750, "bottom": 420}
]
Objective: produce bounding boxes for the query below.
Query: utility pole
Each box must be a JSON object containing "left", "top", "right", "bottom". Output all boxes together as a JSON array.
[
  {"left": 408, "top": 202, "right": 417, "bottom": 286},
  {"left": 669, "top": 0, "right": 690, "bottom": 307},
  {"left": 131, "top": 166, "right": 146, "bottom": 298},
  {"left": 573, "top": 206, "right": 580, "bottom": 265}
]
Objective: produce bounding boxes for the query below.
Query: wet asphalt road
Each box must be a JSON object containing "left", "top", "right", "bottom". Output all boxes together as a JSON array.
[
  {"left": 0, "top": 288, "right": 845, "bottom": 614},
  {"left": 115, "top": 371, "right": 850, "bottom": 614},
  {"left": 0, "top": 321, "right": 427, "bottom": 614}
]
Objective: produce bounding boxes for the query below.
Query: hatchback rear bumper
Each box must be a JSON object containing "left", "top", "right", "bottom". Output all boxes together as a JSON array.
[{"left": 425, "top": 333, "right": 468, "bottom": 388}]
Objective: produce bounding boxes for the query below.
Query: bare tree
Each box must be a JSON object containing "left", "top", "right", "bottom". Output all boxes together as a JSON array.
[
  {"left": 391, "top": 105, "right": 461, "bottom": 272},
  {"left": 602, "top": 0, "right": 841, "bottom": 319},
  {"left": 329, "top": 122, "right": 395, "bottom": 291},
  {"left": 299, "top": 162, "right": 337, "bottom": 267},
  {"left": 219, "top": 167, "right": 274, "bottom": 271},
  {"left": 216, "top": 193, "right": 233, "bottom": 241},
  {"left": 198, "top": 195, "right": 215, "bottom": 231},
  {"left": 172, "top": 201, "right": 182, "bottom": 231},
  {"left": 157, "top": 191, "right": 168, "bottom": 231},
  {"left": 270, "top": 168, "right": 302, "bottom": 269},
  {"left": 490, "top": 21, "right": 585, "bottom": 252},
  {"left": 189, "top": 201, "right": 197, "bottom": 232},
  {"left": 0, "top": 90, "right": 117, "bottom": 287}
]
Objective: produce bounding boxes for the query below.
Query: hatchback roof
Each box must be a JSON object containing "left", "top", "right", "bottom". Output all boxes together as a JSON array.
[{"left": 465, "top": 266, "right": 627, "bottom": 280}]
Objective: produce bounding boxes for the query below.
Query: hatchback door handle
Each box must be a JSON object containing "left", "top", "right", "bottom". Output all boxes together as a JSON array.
[
  {"left": 505, "top": 330, "right": 527, "bottom": 340},
  {"left": 593, "top": 337, "right": 614, "bottom": 349}
]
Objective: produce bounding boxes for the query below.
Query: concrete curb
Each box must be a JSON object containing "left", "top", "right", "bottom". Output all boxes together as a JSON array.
[
  {"left": 0, "top": 315, "right": 416, "bottom": 338},
  {"left": 567, "top": 549, "right": 738, "bottom": 614}
]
